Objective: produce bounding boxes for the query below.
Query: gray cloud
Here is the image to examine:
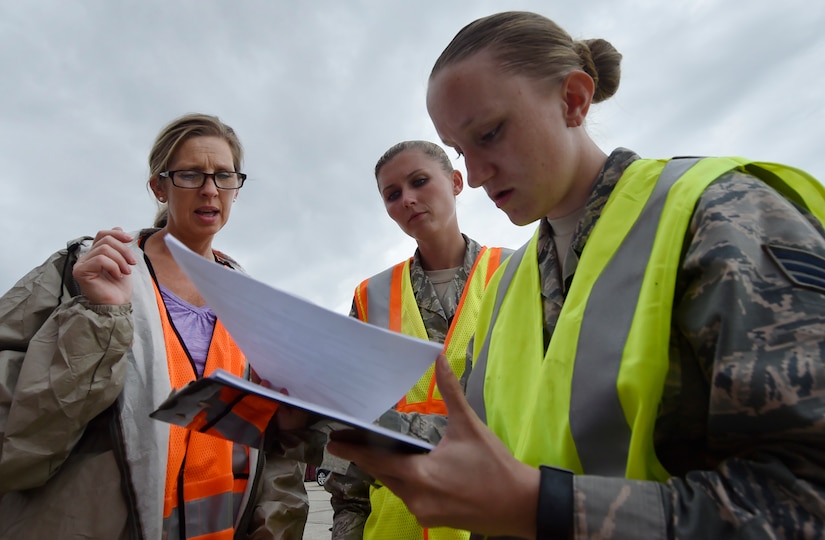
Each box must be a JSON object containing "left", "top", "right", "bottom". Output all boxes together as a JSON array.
[{"left": 1, "top": 0, "right": 823, "bottom": 314}]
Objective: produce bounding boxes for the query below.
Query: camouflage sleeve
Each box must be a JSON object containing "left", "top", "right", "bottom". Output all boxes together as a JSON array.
[
  {"left": 375, "top": 409, "right": 448, "bottom": 444},
  {"left": 322, "top": 410, "right": 449, "bottom": 539},
  {"left": 248, "top": 453, "right": 309, "bottom": 540},
  {"left": 262, "top": 410, "right": 331, "bottom": 466},
  {"left": 325, "top": 467, "right": 372, "bottom": 540},
  {"left": 571, "top": 173, "right": 825, "bottom": 539}
]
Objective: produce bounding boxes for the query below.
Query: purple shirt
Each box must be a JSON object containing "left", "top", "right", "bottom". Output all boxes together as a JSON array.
[{"left": 159, "top": 284, "right": 216, "bottom": 377}]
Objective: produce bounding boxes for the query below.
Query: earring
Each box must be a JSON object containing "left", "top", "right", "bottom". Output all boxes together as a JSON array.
[{"left": 158, "top": 196, "right": 166, "bottom": 203}]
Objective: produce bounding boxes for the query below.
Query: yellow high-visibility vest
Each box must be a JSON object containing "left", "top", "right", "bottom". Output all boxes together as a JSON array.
[
  {"left": 469, "top": 157, "right": 825, "bottom": 480},
  {"left": 355, "top": 246, "right": 506, "bottom": 540}
]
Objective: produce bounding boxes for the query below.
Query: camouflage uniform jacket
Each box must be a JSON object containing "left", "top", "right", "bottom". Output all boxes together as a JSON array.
[
  {"left": 500, "top": 148, "right": 825, "bottom": 539},
  {"left": 325, "top": 235, "right": 488, "bottom": 540}
]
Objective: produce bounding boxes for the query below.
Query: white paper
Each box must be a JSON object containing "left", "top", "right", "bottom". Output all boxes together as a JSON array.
[{"left": 165, "top": 234, "right": 442, "bottom": 423}]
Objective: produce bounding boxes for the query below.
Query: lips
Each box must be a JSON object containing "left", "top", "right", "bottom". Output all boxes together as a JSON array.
[
  {"left": 194, "top": 207, "right": 221, "bottom": 224},
  {"left": 491, "top": 188, "right": 513, "bottom": 208},
  {"left": 408, "top": 211, "right": 426, "bottom": 223}
]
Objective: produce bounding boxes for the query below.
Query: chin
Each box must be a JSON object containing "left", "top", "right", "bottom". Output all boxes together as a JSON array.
[{"left": 505, "top": 210, "right": 539, "bottom": 227}]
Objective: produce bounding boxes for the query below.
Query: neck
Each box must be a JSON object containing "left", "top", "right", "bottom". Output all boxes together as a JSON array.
[
  {"left": 547, "top": 139, "right": 608, "bottom": 220},
  {"left": 416, "top": 227, "right": 466, "bottom": 271},
  {"left": 149, "top": 228, "right": 214, "bottom": 260}
]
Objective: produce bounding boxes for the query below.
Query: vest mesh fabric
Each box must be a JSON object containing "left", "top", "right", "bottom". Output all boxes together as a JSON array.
[{"left": 153, "top": 282, "right": 248, "bottom": 540}]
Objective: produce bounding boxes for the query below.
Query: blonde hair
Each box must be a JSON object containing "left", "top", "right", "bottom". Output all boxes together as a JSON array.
[{"left": 375, "top": 140, "right": 454, "bottom": 181}]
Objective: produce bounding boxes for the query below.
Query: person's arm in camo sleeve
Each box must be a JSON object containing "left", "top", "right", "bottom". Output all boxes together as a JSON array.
[
  {"left": 325, "top": 467, "right": 371, "bottom": 540},
  {"left": 247, "top": 453, "right": 309, "bottom": 539},
  {"left": 568, "top": 172, "right": 825, "bottom": 538}
]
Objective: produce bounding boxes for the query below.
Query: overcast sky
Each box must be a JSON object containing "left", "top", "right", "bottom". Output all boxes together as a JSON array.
[{"left": 1, "top": 1, "right": 823, "bottom": 314}]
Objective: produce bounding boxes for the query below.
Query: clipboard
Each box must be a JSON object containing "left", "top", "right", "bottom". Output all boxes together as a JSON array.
[{"left": 150, "top": 369, "right": 434, "bottom": 453}]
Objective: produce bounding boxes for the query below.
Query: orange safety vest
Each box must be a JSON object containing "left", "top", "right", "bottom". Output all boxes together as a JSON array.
[
  {"left": 153, "top": 282, "right": 250, "bottom": 540},
  {"left": 354, "top": 246, "right": 505, "bottom": 540},
  {"left": 354, "top": 246, "right": 505, "bottom": 415}
]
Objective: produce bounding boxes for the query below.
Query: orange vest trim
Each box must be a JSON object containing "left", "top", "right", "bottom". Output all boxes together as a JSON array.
[
  {"left": 396, "top": 247, "right": 498, "bottom": 415},
  {"left": 354, "top": 280, "right": 368, "bottom": 321},
  {"left": 153, "top": 282, "right": 249, "bottom": 540},
  {"left": 484, "top": 247, "right": 504, "bottom": 286}
]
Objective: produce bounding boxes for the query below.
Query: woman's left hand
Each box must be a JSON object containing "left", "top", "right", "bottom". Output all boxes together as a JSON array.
[
  {"left": 252, "top": 370, "right": 310, "bottom": 432},
  {"left": 327, "top": 354, "right": 541, "bottom": 538}
]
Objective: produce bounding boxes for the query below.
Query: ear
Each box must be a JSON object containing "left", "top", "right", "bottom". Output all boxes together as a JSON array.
[
  {"left": 561, "top": 70, "right": 594, "bottom": 128},
  {"left": 451, "top": 169, "right": 464, "bottom": 196},
  {"left": 149, "top": 176, "right": 167, "bottom": 202}
]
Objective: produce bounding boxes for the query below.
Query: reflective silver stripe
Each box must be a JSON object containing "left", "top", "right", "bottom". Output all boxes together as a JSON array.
[
  {"left": 472, "top": 158, "right": 701, "bottom": 473},
  {"left": 571, "top": 157, "right": 700, "bottom": 475},
  {"left": 193, "top": 390, "right": 268, "bottom": 446},
  {"left": 209, "top": 408, "right": 265, "bottom": 447},
  {"left": 466, "top": 244, "right": 529, "bottom": 424},
  {"left": 234, "top": 447, "right": 259, "bottom": 529},
  {"left": 233, "top": 491, "right": 245, "bottom": 524},
  {"left": 365, "top": 265, "right": 395, "bottom": 328},
  {"left": 162, "top": 490, "right": 243, "bottom": 538},
  {"left": 232, "top": 442, "right": 249, "bottom": 473},
  {"left": 163, "top": 507, "right": 179, "bottom": 539},
  {"left": 162, "top": 447, "right": 250, "bottom": 537},
  {"left": 181, "top": 491, "right": 236, "bottom": 537},
  {"left": 231, "top": 444, "right": 249, "bottom": 518}
]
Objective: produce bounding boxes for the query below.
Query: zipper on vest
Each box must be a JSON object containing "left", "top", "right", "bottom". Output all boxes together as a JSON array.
[{"left": 176, "top": 452, "right": 188, "bottom": 539}]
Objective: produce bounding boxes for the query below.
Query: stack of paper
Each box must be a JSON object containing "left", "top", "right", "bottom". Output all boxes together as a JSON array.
[{"left": 150, "top": 235, "right": 440, "bottom": 452}]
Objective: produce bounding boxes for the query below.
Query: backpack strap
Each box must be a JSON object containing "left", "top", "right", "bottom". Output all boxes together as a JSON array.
[{"left": 58, "top": 237, "right": 92, "bottom": 306}]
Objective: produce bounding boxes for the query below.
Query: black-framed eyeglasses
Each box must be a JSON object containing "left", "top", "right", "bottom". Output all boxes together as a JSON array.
[{"left": 159, "top": 170, "right": 247, "bottom": 190}]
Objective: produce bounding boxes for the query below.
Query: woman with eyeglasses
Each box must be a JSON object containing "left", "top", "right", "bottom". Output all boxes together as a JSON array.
[{"left": 0, "top": 113, "right": 309, "bottom": 539}]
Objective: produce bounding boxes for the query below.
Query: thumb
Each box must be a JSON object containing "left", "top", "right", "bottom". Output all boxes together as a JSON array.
[{"left": 435, "top": 353, "right": 476, "bottom": 423}]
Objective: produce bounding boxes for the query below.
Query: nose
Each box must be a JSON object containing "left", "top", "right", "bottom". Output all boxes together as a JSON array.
[
  {"left": 199, "top": 174, "right": 221, "bottom": 196},
  {"left": 464, "top": 154, "right": 492, "bottom": 189},
  {"left": 401, "top": 190, "right": 416, "bottom": 207}
]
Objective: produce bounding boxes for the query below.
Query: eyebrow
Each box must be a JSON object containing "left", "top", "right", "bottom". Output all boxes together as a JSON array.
[
  {"left": 405, "top": 168, "right": 427, "bottom": 180},
  {"left": 168, "top": 158, "right": 235, "bottom": 170},
  {"left": 459, "top": 116, "right": 477, "bottom": 130},
  {"left": 171, "top": 165, "right": 234, "bottom": 171}
]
